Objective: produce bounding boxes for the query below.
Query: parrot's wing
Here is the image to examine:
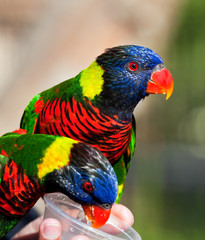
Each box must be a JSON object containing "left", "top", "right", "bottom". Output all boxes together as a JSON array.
[
  {"left": 0, "top": 154, "right": 9, "bottom": 163},
  {"left": 0, "top": 154, "right": 19, "bottom": 237},
  {"left": 126, "top": 115, "right": 136, "bottom": 167},
  {"left": 20, "top": 94, "right": 43, "bottom": 133},
  {"left": 0, "top": 155, "right": 40, "bottom": 237},
  {"left": 0, "top": 157, "right": 42, "bottom": 215},
  {"left": 114, "top": 115, "right": 136, "bottom": 202},
  {"left": 0, "top": 154, "right": 10, "bottom": 179}
]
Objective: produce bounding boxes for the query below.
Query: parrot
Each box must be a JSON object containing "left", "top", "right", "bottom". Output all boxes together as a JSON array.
[
  {"left": 0, "top": 130, "right": 118, "bottom": 238},
  {"left": 20, "top": 45, "right": 174, "bottom": 201}
]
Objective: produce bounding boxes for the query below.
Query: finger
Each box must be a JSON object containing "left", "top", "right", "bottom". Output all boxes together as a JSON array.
[
  {"left": 112, "top": 203, "right": 134, "bottom": 226},
  {"left": 12, "top": 216, "right": 43, "bottom": 240},
  {"left": 99, "top": 204, "right": 134, "bottom": 234},
  {"left": 39, "top": 218, "right": 62, "bottom": 240}
]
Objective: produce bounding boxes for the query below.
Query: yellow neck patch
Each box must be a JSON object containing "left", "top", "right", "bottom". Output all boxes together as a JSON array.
[
  {"left": 38, "top": 137, "right": 78, "bottom": 180},
  {"left": 80, "top": 61, "right": 104, "bottom": 100}
]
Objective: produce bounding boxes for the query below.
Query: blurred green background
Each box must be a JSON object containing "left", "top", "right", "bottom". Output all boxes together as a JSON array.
[
  {"left": 122, "top": 0, "right": 205, "bottom": 239},
  {"left": 0, "top": 0, "right": 205, "bottom": 239}
]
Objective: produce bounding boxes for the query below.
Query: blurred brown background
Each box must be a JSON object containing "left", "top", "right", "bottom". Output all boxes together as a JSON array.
[
  {"left": 0, "top": 0, "right": 181, "bottom": 134},
  {"left": 1, "top": 1, "right": 205, "bottom": 240}
]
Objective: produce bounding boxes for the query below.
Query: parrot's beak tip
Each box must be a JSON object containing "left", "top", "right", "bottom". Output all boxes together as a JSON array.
[
  {"left": 82, "top": 205, "right": 111, "bottom": 229},
  {"left": 165, "top": 80, "right": 174, "bottom": 100}
]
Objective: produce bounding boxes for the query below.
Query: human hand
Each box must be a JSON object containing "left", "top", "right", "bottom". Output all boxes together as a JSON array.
[
  {"left": 11, "top": 203, "right": 133, "bottom": 240},
  {"left": 11, "top": 217, "right": 62, "bottom": 240}
]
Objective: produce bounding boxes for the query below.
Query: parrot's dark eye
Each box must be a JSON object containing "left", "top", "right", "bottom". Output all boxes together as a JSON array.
[
  {"left": 127, "top": 62, "right": 138, "bottom": 72},
  {"left": 102, "top": 203, "right": 111, "bottom": 209},
  {"left": 83, "top": 181, "right": 93, "bottom": 192}
]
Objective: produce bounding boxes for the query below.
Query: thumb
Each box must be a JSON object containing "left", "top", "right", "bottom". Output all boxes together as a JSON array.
[{"left": 39, "top": 218, "right": 62, "bottom": 240}]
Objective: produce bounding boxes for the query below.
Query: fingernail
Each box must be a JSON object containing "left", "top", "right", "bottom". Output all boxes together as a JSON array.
[{"left": 41, "top": 219, "right": 61, "bottom": 240}]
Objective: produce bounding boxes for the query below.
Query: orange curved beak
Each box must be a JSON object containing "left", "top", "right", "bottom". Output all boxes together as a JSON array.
[
  {"left": 82, "top": 205, "right": 111, "bottom": 228},
  {"left": 146, "top": 67, "right": 174, "bottom": 100}
]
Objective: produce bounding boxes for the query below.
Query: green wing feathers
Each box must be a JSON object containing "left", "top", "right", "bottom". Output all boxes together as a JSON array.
[
  {"left": 114, "top": 117, "right": 136, "bottom": 202},
  {"left": 20, "top": 94, "right": 42, "bottom": 133}
]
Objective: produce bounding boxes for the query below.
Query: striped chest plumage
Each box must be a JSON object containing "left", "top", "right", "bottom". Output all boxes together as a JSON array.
[
  {"left": 35, "top": 97, "right": 132, "bottom": 164},
  {"left": 0, "top": 159, "right": 44, "bottom": 218}
]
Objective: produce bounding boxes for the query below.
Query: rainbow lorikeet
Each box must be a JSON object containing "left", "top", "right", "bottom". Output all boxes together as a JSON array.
[
  {"left": 20, "top": 45, "right": 174, "bottom": 201},
  {"left": 0, "top": 130, "right": 118, "bottom": 238}
]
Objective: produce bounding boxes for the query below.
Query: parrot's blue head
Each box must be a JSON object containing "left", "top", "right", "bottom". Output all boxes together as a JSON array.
[
  {"left": 45, "top": 142, "right": 118, "bottom": 228},
  {"left": 96, "top": 45, "right": 173, "bottom": 119}
]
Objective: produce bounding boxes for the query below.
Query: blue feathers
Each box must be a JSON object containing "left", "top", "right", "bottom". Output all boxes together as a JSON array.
[
  {"left": 93, "top": 168, "right": 118, "bottom": 205},
  {"left": 45, "top": 142, "right": 118, "bottom": 206},
  {"left": 95, "top": 45, "right": 164, "bottom": 118},
  {"left": 122, "top": 45, "right": 163, "bottom": 68},
  {"left": 62, "top": 164, "right": 118, "bottom": 205}
]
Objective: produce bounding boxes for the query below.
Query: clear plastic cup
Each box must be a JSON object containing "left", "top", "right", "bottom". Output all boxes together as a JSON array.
[{"left": 43, "top": 192, "right": 141, "bottom": 240}]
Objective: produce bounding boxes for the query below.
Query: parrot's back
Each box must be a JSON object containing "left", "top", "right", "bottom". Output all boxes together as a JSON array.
[{"left": 0, "top": 133, "right": 50, "bottom": 237}]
